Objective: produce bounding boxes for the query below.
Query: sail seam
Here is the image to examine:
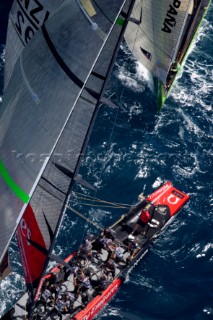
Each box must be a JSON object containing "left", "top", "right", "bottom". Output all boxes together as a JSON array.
[
  {"left": 38, "top": 183, "right": 65, "bottom": 202},
  {"left": 0, "top": 160, "right": 29, "bottom": 203}
]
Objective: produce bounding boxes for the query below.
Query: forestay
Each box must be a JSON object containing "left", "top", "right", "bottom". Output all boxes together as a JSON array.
[{"left": 124, "top": 0, "right": 193, "bottom": 84}]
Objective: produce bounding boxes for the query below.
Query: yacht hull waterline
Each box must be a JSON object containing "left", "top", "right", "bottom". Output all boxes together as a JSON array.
[{"left": 12, "top": 181, "right": 189, "bottom": 320}]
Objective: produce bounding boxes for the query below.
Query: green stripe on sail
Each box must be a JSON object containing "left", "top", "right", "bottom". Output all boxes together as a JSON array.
[
  {"left": 116, "top": 17, "right": 124, "bottom": 26},
  {"left": 0, "top": 160, "right": 30, "bottom": 203}
]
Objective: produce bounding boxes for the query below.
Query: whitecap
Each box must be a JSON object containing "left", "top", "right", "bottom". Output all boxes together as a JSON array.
[
  {"left": 152, "top": 177, "right": 164, "bottom": 188},
  {"left": 116, "top": 66, "right": 145, "bottom": 93},
  {"left": 135, "top": 61, "right": 154, "bottom": 91},
  {"left": 196, "top": 243, "right": 213, "bottom": 260}
]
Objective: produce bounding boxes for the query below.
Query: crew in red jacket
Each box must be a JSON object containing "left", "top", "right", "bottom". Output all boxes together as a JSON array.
[{"left": 131, "top": 208, "right": 151, "bottom": 236}]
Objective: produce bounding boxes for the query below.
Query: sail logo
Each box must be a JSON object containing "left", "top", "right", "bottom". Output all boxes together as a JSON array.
[
  {"left": 13, "top": 0, "right": 50, "bottom": 45},
  {"left": 20, "top": 218, "right": 31, "bottom": 246},
  {"left": 162, "top": 0, "right": 182, "bottom": 33},
  {"left": 167, "top": 194, "right": 181, "bottom": 204},
  {"left": 167, "top": 190, "right": 184, "bottom": 204}
]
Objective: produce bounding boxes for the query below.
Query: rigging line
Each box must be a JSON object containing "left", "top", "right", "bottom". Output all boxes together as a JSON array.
[
  {"left": 73, "top": 192, "right": 132, "bottom": 207},
  {"left": 62, "top": 194, "right": 72, "bottom": 259},
  {"left": 107, "top": 96, "right": 121, "bottom": 149},
  {"left": 75, "top": 198, "right": 131, "bottom": 208},
  {"left": 82, "top": 96, "right": 121, "bottom": 215},
  {"left": 66, "top": 205, "right": 103, "bottom": 231},
  {"left": 75, "top": 0, "right": 136, "bottom": 217},
  {"left": 67, "top": 206, "right": 128, "bottom": 251},
  {"left": 74, "top": 202, "right": 126, "bottom": 209},
  {"left": 26, "top": 4, "right": 130, "bottom": 314}
]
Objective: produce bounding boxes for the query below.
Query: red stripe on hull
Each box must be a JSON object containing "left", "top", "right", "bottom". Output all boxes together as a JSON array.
[{"left": 74, "top": 278, "right": 122, "bottom": 320}]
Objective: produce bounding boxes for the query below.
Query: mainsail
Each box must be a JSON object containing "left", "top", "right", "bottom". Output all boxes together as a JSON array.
[
  {"left": 0, "top": 0, "right": 135, "bottom": 313},
  {"left": 124, "top": 0, "right": 192, "bottom": 85}
]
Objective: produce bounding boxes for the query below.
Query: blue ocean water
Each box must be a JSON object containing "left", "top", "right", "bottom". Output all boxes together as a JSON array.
[{"left": 0, "top": 3, "right": 212, "bottom": 319}]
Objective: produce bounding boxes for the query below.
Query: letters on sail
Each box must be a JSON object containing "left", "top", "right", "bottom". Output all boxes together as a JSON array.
[
  {"left": 124, "top": 0, "right": 192, "bottom": 84},
  {"left": 162, "top": 0, "right": 183, "bottom": 33}
]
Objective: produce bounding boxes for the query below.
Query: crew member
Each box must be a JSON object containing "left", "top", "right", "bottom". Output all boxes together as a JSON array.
[
  {"left": 94, "top": 273, "right": 110, "bottom": 294},
  {"left": 127, "top": 235, "right": 139, "bottom": 260},
  {"left": 38, "top": 287, "right": 54, "bottom": 311},
  {"left": 65, "top": 291, "right": 76, "bottom": 312},
  {"left": 79, "top": 234, "right": 94, "bottom": 260},
  {"left": 107, "top": 243, "right": 125, "bottom": 264},
  {"left": 131, "top": 207, "right": 151, "bottom": 236},
  {"left": 45, "top": 295, "right": 69, "bottom": 320},
  {"left": 74, "top": 269, "right": 92, "bottom": 296},
  {"left": 56, "top": 265, "right": 66, "bottom": 285},
  {"left": 104, "top": 259, "right": 116, "bottom": 279}
]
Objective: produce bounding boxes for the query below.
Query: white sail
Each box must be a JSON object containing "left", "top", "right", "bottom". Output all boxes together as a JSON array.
[{"left": 124, "top": 0, "right": 192, "bottom": 84}]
